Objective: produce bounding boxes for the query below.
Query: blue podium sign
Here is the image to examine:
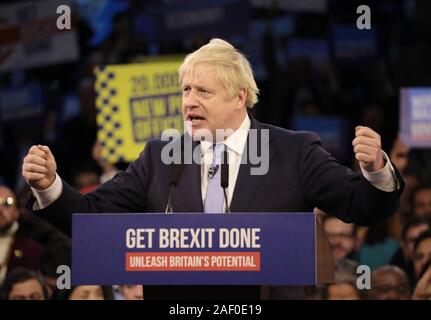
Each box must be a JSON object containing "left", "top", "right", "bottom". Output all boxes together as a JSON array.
[{"left": 72, "top": 213, "right": 316, "bottom": 286}]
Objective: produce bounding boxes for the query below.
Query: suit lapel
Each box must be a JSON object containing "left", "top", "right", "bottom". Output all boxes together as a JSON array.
[
  {"left": 171, "top": 140, "right": 204, "bottom": 213},
  {"left": 230, "top": 117, "right": 276, "bottom": 212}
]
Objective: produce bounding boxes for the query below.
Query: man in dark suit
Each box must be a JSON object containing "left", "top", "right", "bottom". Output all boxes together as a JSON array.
[{"left": 22, "top": 39, "right": 403, "bottom": 299}]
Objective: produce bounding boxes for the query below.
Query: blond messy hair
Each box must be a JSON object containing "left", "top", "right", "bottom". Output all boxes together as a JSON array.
[{"left": 179, "top": 38, "right": 259, "bottom": 108}]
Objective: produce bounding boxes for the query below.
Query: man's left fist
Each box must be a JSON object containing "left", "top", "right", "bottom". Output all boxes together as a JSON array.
[{"left": 352, "top": 126, "right": 385, "bottom": 172}]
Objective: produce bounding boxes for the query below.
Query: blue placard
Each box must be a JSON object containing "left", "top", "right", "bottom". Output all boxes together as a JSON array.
[
  {"left": 132, "top": 0, "right": 249, "bottom": 42},
  {"left": 0, "top": 83, "right": 44, "bottom": 122},
  {"left": 286, "top": 38, "right": 330, "bottom": 72},
  {"left": 72, "top": 213, "right": 316, "bottom": 286},
  {"left": 400, "top": 88, "right": 431, "bottom": 148},
  {"left": 331, "top": 24, "right": 377, "bottom": 63},
  {"left": 292, "top": 115, "right": 349, "bottom": 163}
]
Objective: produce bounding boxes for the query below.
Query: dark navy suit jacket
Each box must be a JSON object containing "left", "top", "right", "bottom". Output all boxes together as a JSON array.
[{"left": 29, "top": 117, "right": 404, "bottom": 299}]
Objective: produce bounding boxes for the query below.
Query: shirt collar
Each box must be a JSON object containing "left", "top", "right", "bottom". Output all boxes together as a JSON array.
[
  {"left": 224, "top": 113, "right": 250, "bottom": 156},
  {"left": 200, "top": 113, "right": 250, "bottom": 156}
]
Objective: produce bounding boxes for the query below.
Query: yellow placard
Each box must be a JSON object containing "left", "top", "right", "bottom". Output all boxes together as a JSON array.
[{"left": 95, "top": 59, "right": 184, "bottom": 163}]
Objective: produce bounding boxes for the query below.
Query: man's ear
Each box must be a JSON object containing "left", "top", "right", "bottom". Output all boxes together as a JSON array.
[{"left": 235, "top": 88, "right": 247, "bottom": 109}]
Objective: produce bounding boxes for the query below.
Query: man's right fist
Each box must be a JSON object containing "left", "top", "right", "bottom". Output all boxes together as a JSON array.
[{"left": 22, "top": 145, "right": 57, "bottom": 190}]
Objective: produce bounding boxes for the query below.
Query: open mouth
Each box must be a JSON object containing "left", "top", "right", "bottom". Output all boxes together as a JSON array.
[{"left": 187, "top": 114, "right": 206, "bottom": 125}]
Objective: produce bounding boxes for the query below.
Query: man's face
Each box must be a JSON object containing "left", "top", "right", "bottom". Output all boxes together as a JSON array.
[
  {"left": 327, "top": 283, "right": 360, "bottom": 300},
  {"left": 324, "top": 218, "right": 356, "bottom": 260},
  {"left": 414, "top": 188, "right": 431, "bottom": 217},
  {"left": 413, "top": 237, "right": 431, "bottom": 277},
  {"left": 121, "top": 285, "right": 143, "bottom": 300},
  {"left": 69, "top": 285, "right": 104, "bottom": 300},
  {"left": 0, "top": 186, "right": 19, "bottom": 231},
  {"left": 8, "top": 279, "right": 45, "bottom": 300},
  {"left": 403, "top": 223, "right": 429, "bottom": 260},
  {"left": 371, "top": 271, "right": 410, "bottom": 300},
  {"left": 181, "top": 64, "right": 246, "bottom": 141}
]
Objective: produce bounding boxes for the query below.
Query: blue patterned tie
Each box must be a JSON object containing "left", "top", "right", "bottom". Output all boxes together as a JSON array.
[{"left": 204, "top": 144, "right": 225, "bottom": 213}]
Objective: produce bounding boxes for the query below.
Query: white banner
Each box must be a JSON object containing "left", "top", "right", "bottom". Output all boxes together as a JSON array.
[{"left": 0, "top": 0, "right": 79, "bottom": 73}]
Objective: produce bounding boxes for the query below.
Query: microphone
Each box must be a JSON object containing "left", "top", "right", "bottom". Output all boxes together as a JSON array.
[
  {"left": 165, "top": 163, "right": 184, "bottom": 213},
  {"left": 220, "top": 147, "right": 230, "bottom": 213},
  {"left": 165, "top": 137, "right": 185, "bottom": 213}
]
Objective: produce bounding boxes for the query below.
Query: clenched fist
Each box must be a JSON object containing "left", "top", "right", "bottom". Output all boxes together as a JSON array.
[
  {"left": 22, "top": 145, "right": 57, "bottom": 190},
  {"left": 352, "top": 126, "right": 385, "bottom": 172}
]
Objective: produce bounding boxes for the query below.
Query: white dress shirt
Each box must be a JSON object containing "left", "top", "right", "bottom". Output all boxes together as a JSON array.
[
  {"left": 32, "top": 113, "right": 398, "bottom": 211},
  {"left": 200, "top": 113, "right": 251, "bottom": 212}
]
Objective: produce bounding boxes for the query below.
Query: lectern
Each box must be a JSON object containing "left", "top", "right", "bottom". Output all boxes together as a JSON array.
[{"left": 72, "top": 212, "right": 334, "bottom": 289}]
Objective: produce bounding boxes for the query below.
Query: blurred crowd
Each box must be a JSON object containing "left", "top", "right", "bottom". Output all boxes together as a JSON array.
[{"left": 1, "top": 0, "right": 431, "bottom": 299}]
